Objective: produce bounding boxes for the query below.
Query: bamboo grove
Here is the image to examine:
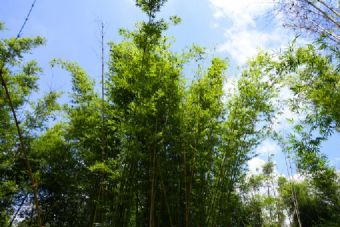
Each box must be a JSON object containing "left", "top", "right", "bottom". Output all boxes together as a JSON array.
[{"left": 1, "top": 0, "right": 340, "bottom": 227}]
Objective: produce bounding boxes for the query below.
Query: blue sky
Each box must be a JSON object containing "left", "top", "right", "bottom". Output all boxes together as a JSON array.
[{"left": 1, "top": 0, "right": 339, "bottom": 175}]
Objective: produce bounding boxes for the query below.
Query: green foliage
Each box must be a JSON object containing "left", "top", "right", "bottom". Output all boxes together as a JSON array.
[
  {"left": 273, "top": 44, "right": 340, "bottom": 134},
  {"left": 136, "top": 0, "right": 167, "bottom": 18},
  {"left": 279, "top": 178, "right": 340, "bottom": 227},
  {"left": 169, "top": 15, "right": 181, "bottom": 25},
  {"left": 1, "top": 36, "right": 45, "bottom": 65},
  {"left": 250, "top": 43, "right": 340, "bottom": 227},
  {"left": 263, "top": 161, "right": 274, "bottom": 176},
  {"left": 0, "top": 23, "right": 55, "bottom": 226},
  {"left": 51, "top": 59, "right": 97, "bottom": 104},
  {"left": 2, "top": 2, "right": 340, "bottom": 226}
]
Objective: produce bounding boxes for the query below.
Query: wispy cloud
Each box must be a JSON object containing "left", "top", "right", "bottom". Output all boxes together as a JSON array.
[
  {"left": 256, "top": 139, "right": 281, "bottom": 155},
  {"left": 248, "top": 157, "right": 266, "bottom": 174},
  {"left": 209, "top": 0, "right": 290, "bottom": 65}
]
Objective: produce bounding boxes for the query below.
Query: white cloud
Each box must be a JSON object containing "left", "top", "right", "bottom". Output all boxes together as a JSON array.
[
  {"left": 248, "top": 157, "right": 266, "bottom": 174},
  {"left": 210, "top": 0, "right": 272, "bottom": 25},
  {"left": 212, "top": 22, "right": 220, "bottom": 29},
  {"left": 256, "top": 139, "right": 281, "bottom": 155},
  {"left": 291, "top": 173, "right": 305, "bottom": 182},
  {"left": 209, "top": 0, "right": 290, "bottom": 65},
  {"left": 223, "top": 75, "right": 239, "bottom": 96},
  {"left": 218, "top": 29, "right": 282, "bottom": 66},
  {"left": 272, "top": 86, "right": 305, "bottom": 131},
  {"left": 330, "top": 157, "right": 340, "bottom": 167}
]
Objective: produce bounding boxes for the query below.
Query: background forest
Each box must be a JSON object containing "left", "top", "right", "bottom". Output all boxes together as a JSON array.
[{"left": 1, "top": 0, "right": 340, "bottom": 227}]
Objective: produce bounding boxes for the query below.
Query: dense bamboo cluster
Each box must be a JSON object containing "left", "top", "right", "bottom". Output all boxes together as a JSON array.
[{"left": 1, "top": 1, "right": 340, "bottom": 227}]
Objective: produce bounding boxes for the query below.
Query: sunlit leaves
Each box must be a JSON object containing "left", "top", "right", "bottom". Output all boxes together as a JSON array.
[{"left": 136, "top": 0, "right": 167, "bottom": 18}]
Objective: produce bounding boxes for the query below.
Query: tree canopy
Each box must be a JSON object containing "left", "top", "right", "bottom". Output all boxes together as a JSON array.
[{"left": 1, "top": 1, "right": 340, "bottom": 227}]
